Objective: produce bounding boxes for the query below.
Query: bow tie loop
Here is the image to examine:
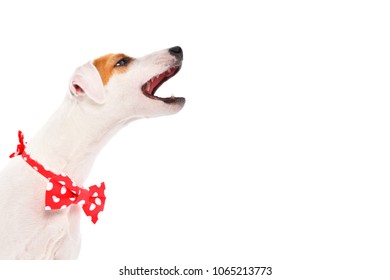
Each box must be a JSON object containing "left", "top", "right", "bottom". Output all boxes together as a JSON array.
[{"left": 82, "top": 183, "right": 106, "bottom": 224}]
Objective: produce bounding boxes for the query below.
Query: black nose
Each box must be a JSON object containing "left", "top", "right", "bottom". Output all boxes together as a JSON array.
[{"left": 169, "top": 46, "right": 183, "bottom": 60}]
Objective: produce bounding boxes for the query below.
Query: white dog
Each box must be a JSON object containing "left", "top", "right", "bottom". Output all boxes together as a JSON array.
[{"left": 0, "top": 46, "right": 185, "bottom": 259}]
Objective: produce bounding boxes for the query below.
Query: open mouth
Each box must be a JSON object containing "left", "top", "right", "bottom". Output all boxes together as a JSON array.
[{"left": 141, "top": 65, "right": 183, "bottom": 104}]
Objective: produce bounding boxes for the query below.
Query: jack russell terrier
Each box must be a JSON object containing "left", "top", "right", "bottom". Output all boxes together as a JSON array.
[{"left": 0, "top": 46, "right": 185, "bottom": 259}]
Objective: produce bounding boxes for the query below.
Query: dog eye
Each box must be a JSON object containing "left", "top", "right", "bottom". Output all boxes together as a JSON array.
[{"left": 115, "top": 57, "right": 131, "bottom": 67}]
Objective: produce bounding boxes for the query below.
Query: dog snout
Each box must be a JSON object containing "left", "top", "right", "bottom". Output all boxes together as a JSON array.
[{"left": 168, "top": 46, "right": 183, "bottom": 60}]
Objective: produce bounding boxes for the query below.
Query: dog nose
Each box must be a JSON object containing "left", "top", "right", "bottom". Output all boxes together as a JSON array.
[{"left": 169, "top": 46, "right": 183, "bottom": 60}]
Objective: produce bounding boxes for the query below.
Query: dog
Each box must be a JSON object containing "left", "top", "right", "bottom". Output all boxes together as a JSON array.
[{"left": 0, "top": 46, "right": 185, "bottom": 259}]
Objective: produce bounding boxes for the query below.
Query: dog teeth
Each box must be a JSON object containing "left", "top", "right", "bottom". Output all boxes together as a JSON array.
[{"left": 146, "top": 82, "right": 151, "bottom": 92}]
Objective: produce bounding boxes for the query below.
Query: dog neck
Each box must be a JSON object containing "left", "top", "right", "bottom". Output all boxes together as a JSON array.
[{"left": 25, "top": 95, "right": 132, "bottom": 186}]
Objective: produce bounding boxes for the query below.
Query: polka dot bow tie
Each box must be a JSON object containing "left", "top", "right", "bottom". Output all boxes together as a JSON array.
[{"left": 10, "top": 131, "right": 106, "bottom": 224}]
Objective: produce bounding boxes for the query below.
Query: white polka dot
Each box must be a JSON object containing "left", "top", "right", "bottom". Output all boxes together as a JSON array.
[
  {"left": 45, "top": 206, "right": 51, "bottom": 210},
  {"left": 69, "top": 197, "right": 76, "bottom": 201},
  {"left": 52, "top": 195, "right": 60, "bottom": 203},
  {"left": 77, "top": 199, "right": 85, "bottom": 205},
  {"left": 89, "top": 204, "right": 96, "bottom": 211},
  {"left": 33, "top": 166, "right": 38, "bottom": 171},
  {"left": 92, "top": 192, "right": 98, "bottom": 197},
  {"left": 46, "top": 182, "right": 54, "bottom": 191},
  {"left": 60, "top": 205, "right": 67, "bottom": 209},
  {"left": 61, "top": 186, "right": 67, "bottom": 194},
  {"left": 95, "top": 198, "right": 101, "bottom": 206},
  {"left": 59, "top": 181, "right": 65, "bottom": 185}
]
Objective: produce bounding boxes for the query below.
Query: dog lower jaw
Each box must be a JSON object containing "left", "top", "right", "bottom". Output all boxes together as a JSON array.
[{"left": 143, "top": 97, "right": 186, "bottom": 118}]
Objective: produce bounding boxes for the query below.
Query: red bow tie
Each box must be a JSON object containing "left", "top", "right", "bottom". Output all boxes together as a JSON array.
[{"left": 10, "top": 131, "right": 106, "bottom": 224}]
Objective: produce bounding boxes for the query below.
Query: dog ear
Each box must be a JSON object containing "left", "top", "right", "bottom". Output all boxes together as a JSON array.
[{"left": 69, "top": 62, "right": 106, "bottom": 104}]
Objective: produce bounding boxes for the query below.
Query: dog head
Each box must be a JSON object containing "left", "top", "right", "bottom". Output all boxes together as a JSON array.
[{"left": 69, "top": 46, "right": 185, "bottom": 120}]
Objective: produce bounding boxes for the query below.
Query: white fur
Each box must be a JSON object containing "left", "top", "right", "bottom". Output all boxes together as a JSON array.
[{"left": 0, "top": 48, "right": 184, "bottom": 259}]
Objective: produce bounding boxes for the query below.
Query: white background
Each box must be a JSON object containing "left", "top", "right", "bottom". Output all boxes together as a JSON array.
[{"left": 0, "top": 0, "right": 389, "bottom": 279}]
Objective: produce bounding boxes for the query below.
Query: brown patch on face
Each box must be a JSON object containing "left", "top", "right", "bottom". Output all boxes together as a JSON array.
[{"left": 93, "top": 53, "right": 133, "bottom": 85}]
